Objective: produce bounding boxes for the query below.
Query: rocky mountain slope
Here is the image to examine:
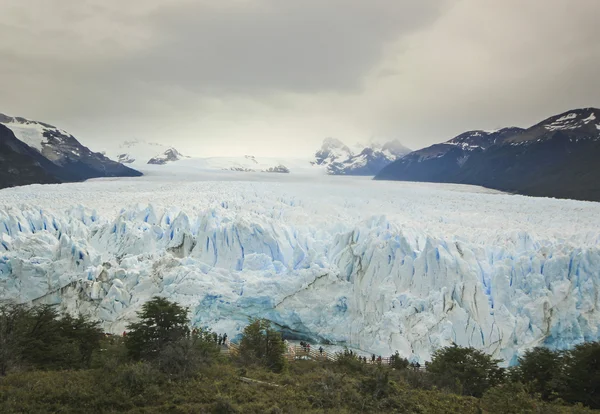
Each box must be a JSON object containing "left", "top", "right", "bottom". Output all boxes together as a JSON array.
[
  {"left": 314, "top": 138, "right": 411, "bottom": 175},
  {"left": 0, "top": 114, "right": 141, "bottom": 189},
  {"left": 375, "top": 108, "right": 600, "bottom": 202}
]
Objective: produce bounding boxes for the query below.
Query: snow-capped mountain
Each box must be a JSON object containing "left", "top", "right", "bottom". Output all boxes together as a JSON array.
[
  {"left": 1, "top": 175, "right": 598, "bottom": 364},
  {"left": 148, "top": 148, "right": 186, "bottom": 165},
  {"left": 376, "top": 108, "right": 600, "bottom": 201},
  {"left": 105, "top": 139, "right": 185, "bottom": 166},
  {"left": 314, "top": 138, "right": 411, "bottom": 175},
  {"left": 446, "top": 127, "right": 524, "bottom": 150},
  {"left": 0, "top": 113, "right": 141, "bottom": 189},
  {"left": 506, "top": 107, "right": 600, "bottom": 143},
  {"left": 315, "top": 138, "right": 354, "bottom": 166}
]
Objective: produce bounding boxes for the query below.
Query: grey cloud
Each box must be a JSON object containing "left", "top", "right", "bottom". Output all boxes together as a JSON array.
[
  {"left": 0, "top": 0, "right": 599, "bottom": 156},
  {"left": 120, "top": 0, "right": 447, "bottom": 93}
]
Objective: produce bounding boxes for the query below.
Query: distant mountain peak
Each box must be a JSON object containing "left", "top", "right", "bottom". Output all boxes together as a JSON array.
[
  {"left": 505, "top": 107, "right": 600, "bottom": 144},
  {"left": 147, "top": 148, "right": 186, "bottom": 165},
  {"left": 380, "top": 139, "right": 412, "bottom": 157},
  {"left": 314, "top": 137, "right": 411, "bottom": 176},
  {"left": 539, "top": 108, "right": 598, "bottom": 132},
  {"left": 321, "top": 137, "right": 350, "bottom": 150},
  {"left": 103, "top": 139, "right": 185, "bottom": 166},
  {"left": 315, "top": 137, "right": 354, "bottom": 167}
]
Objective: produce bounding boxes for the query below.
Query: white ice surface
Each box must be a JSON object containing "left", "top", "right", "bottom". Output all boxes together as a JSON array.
[{"left": 0, "top": 172, "right": 599, "bottom": 365}]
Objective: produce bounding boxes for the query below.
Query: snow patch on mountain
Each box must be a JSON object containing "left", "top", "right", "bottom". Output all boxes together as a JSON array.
[
  {"left": 544, "top": 109, "right": 599, "bottom": 132},
  {"left": 0, "top": 114, "right": 72, "bottom": 153},
  {"left": 446, "top": 128, "right": 523, "bottom": 150},
  {"left": 0, "top": 174, "right": 598, "bottom": 364}
]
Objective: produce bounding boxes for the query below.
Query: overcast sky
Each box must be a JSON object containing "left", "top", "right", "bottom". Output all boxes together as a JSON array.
[{"left": 1, "top": 0, "right": 599, "bottom": 157}]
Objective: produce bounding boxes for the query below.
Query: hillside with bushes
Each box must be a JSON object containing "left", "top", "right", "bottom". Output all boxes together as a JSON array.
[{"left": 1, "top": 298, "right": 598, "bottom": 413}]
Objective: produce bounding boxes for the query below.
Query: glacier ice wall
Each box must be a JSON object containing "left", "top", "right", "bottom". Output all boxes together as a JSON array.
[{"left": 0, "top": 177, "right": 599, "bottom": 364}]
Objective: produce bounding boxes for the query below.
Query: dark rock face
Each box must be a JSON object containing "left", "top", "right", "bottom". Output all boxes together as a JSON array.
[
  {"left": 0, "top": 125, "right": 62, "bottom": 189},
  {"left": 314, "top": 138, "right": 411, "bottom": 176},
  {"left": 147, "top": 148, "right": 183, "bottom": 165},
  {"left": 375, "top": 108, "right": 600, "bottom": 202},
  {"left": 0, "top": 114, "right": 142, "bottom": 190}
]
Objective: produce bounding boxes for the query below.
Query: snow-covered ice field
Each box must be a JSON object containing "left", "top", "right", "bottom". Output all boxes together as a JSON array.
[{"left": 1, "top": 170, "right": 599, "bottom": 364}]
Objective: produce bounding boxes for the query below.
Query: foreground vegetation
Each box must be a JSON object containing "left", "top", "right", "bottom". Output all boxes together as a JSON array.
[{"left": 0, "top": 298, "right": 598, "bottom": 413}]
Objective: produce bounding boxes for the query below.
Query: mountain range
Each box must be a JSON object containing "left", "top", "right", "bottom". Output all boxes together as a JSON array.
[
  {"left": 102, "top": 137, "right": 409, "bottom": 175},
  {"left": 3, "top": 108, "right": 600, "bottom": 201},
  {"left": 314, "top": 138, "right": 411, "bottom": 175},
  {"left": 105, "top": 139, "right": 186, "bottom": 166},
  {"left": 375, "top": 108, "right": 600, "bottom": 202},
  {"left": 0, "top": 114, "right": 141, "bottom": 190}
]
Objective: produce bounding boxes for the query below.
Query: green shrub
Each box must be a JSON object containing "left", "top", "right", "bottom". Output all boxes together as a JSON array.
[
  {"left": 0, "top": 303, "right": 103, "bottom": 374},
  {"left": 560, "top": 341, "right": 600, "bottom": 409},
  {"left": 511, "top": 347, "right": 564, "bottom": 400},
  {"left": 239, "top": 319, "right": 287, "bottom": 373},
  {"left": 390, "top": 350, "right": 410, "bottom": 370},
  {"left": 125, "top": 296, "right": 190, "bottom": 361},
  {"left": 155, "top": 334, "right": 219, "bottom": 378},
  {"left": 427, "top": 345, "right": 505, "bottom": 397}
]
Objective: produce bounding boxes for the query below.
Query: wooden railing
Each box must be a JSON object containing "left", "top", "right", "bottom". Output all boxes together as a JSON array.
[
  {"left": 290, "top": 346, "right": 337, "bottom": 362},
  {"left": 222, "top": 341, "right": 425, "bottom": 371},
  {"left": 223, "top": 338, "right": 239, "bottom": 356}
]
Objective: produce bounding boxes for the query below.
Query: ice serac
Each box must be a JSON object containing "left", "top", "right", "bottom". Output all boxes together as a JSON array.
[{"left": 0, "top": 180, "right": 598, "bottom": 365}]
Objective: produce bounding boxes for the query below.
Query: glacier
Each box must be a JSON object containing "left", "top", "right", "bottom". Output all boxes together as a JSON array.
[{"left": 0, "top": 172, "right": 599, "bottom": 365}]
